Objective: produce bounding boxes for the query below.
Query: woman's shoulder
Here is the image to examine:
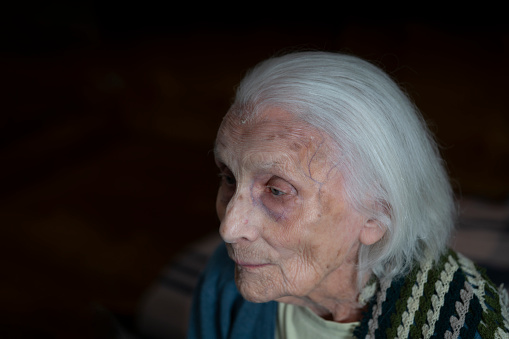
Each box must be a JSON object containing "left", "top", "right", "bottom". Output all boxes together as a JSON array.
[
  {"left": 357, "top": 249, "right": 509, "bottom": 338},
  {"left": 415, "top": 249, "right": 509, "bottom": 337},
  {"left": 448, "top": 250, "right": 509, "bottom": 338}
]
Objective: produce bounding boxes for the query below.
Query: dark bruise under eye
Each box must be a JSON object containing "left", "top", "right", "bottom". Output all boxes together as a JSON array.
[{"left": 260, "top": 180, "right": 297, "bottom": 222}]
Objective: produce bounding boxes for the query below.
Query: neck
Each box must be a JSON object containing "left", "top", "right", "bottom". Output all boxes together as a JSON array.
[
  {"left": 307, "top": 297, "right": 365, "bottom": 323},
  {"left": 276, "top": 263, "right": 371, "bottom": 323}
]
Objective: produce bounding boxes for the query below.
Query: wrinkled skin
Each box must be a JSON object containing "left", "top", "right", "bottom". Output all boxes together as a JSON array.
[{"left": 214, "top": 107, "right": 385, "bottom": 322}]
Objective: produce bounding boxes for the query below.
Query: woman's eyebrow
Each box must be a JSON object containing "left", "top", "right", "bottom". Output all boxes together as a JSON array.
[
  {"left": 254, "top": 160, "right": 285, "bottom": 171},
  {"left": 242, "top": 153, "right": 296, "bottom": 175}
]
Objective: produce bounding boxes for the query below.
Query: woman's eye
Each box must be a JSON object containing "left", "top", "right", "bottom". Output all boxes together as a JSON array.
[
  {"left": 218, "top": 171, "right": 236, "bottom": 186},
  {"left": 224, "top": 175, "right": 236, "bottom": 185},
  {"left": 268, "top": 186, "right": 285, "bottom": 196}
]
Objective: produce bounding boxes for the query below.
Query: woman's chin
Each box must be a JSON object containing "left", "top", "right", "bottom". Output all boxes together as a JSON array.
[
  {"left": 235, "top": 279, "right": 277, "bottom": 303},
  {"left": 237, "top": 285, "right": 272, "bottom": 303},
  {"left": 234, "top": 265, "right": 280, "bottom": 303}
]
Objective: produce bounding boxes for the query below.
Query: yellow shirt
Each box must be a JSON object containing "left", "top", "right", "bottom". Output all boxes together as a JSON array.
[{"left": 275, "top": 302, "right": 359, "bottom": 339}]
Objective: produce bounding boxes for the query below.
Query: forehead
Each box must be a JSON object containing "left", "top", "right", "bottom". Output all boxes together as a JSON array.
[
  {"left": 216, "top": 108, "right": 311, "bottom": 149},
  {"left": 215, "top": 107, "right": 334, "bottom": 175}
]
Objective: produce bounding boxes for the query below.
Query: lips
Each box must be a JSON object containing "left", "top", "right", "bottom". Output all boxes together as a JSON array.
[
  {"left": 235, "top": 260, "right": 269, "bottom": 268},
  {"left": 227, "top": 244, "right": 271, "bottom": 268}
]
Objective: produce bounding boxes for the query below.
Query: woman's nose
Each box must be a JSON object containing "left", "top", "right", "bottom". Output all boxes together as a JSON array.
[{"left": 219, "top": 192, "right": 259, "bottom": 244}]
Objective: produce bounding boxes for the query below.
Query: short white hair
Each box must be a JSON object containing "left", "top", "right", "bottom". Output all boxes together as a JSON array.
[{"left": 227, "top": 51, "right": 456, "bottom": 282}]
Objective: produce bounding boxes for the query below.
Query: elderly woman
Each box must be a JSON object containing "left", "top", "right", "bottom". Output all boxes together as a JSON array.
[{"left": 187, "top": 51, "right": 509, "bottom": 338}]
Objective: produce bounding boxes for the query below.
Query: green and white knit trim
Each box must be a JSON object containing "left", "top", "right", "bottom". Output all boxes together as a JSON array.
[{"left": 355, "top": 249, "right": 509, "bottom": 338}]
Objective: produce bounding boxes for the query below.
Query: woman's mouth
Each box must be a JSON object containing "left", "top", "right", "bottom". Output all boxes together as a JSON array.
[{"left": 235, "top": 261, "right": 270, "bottom": 269}]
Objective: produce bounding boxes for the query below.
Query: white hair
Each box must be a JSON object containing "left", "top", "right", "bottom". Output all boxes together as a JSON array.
[{"left": 227, "top": 51, "right": 456, "bottom": 283}]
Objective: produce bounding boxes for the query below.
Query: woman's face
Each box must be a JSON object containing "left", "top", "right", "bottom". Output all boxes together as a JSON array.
[{"left": 214, "top": 107, "right": 369, "bottom": 303}]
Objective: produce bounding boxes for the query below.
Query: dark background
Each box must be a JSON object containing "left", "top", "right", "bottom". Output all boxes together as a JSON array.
[{"left": 1, "top": 3, "right": 508, "bottom": 338}]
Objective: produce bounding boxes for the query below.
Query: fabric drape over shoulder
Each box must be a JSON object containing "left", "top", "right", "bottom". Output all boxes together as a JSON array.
[{"left": 187, "top": 243, "right": 277, "bottom": 339}]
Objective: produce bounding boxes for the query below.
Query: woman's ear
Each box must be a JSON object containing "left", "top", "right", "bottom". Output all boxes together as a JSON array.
[{"left": 359, "top": 219, "right": 386, "bottom": 246}]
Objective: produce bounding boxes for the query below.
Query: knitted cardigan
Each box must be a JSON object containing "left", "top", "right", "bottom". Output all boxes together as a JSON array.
[{"left": 188, "top": 243, "right": 509, "bottom": 339}]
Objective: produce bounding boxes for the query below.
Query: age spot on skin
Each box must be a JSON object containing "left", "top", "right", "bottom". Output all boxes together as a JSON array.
[{"left": 290, "top": 142, "right": 302, "bottom": 152}]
